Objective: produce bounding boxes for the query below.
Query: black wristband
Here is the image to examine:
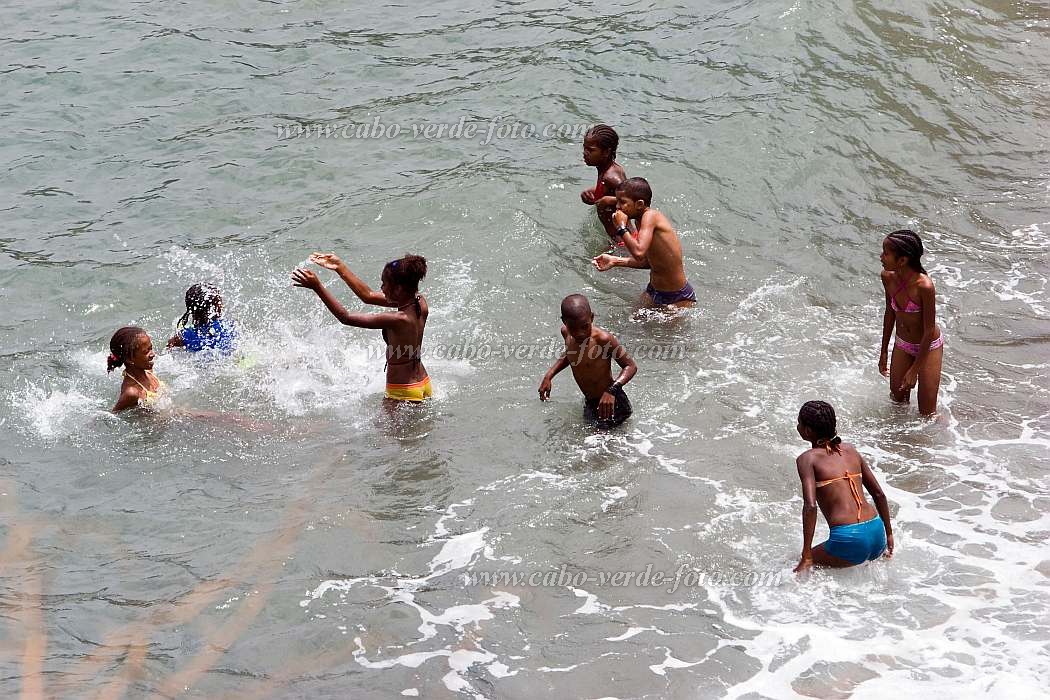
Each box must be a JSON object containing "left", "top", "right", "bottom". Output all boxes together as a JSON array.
[
  {"left": 615, "top": 225, "right": 628, "bottom": 238},
  {"left": 608, "top": 380, "right": 622, "bottom": 393}
]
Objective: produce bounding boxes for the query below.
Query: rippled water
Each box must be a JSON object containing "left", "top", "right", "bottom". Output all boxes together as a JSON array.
[{"left": 3, "top": 0, "right": 1049, "bottom": 697}]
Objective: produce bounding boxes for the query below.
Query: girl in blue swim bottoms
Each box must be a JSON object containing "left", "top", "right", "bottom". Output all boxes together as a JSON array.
[{"left": 793, "top": 401, "right": 895, "bottom": 573}]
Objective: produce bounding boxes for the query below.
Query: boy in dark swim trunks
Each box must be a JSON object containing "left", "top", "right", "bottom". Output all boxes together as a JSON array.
[
  {"left": 793, "top": 401, "right": 895, "bottom": 573},
  {"left": 539, "top": 294, "right": 637, "bottom": 428},
  {"left": 592, "top": 178, "right": 696, "bottom": 308},
  {"left": 580, "top": 124, "right": 627, "bottom": 243}
]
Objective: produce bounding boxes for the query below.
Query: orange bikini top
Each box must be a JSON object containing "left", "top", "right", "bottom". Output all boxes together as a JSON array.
[{"left": 816, "top": 471, "right": 864, "bottom": 522}]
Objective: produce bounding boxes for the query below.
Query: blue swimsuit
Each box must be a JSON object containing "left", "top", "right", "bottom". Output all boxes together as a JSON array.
[
  {"left": 179, "top": 318, "right": 237, "bottom": 354},
  {"left": 645, "top": 281, "right": 697, "bottom": 306},
  {"left": 819, "top": 471, "right": 887, "bottom": 564}
]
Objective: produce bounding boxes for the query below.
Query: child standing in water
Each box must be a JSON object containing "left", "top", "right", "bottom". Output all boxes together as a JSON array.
[
  {"left": 539, "top": 294, "right": 637, "bottom": 428},
  {"left": 167, "top": 283, "right": 237, "bottom": 355},
  {"left": 293, "top": 253, "right": 432, "bottom": 402},
  {"left": 878, "top": 229, "right": 943, "bottom": 416},
  {"left": 109, "top": 326, "right": 166, "bottom": 412},
  {"left": 593, "top": 178, "right": 696, "bottom": 308},
  {"left": 580, "top": 124, "right": 627, "bottom": 243},
  {"left": 794, "top": 401, "right": 894, "bottom": 573}
]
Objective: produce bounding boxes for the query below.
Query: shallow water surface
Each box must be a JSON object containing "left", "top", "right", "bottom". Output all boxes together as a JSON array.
[{"left": 2, "top": 0, "right": 1049, "bottom": 697}]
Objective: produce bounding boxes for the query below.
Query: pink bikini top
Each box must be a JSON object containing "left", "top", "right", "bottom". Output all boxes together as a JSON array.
[{"left": 890, "top": 274, "right": 921, "bottom": 314}]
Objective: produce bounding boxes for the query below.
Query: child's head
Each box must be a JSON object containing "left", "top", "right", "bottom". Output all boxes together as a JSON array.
[
  {"left": 881, "top": 229, "right": 927, "bottom": 275},
  {"left": 583, "top": 124, "right": 619, "bottom": 166},
  {"left": 797, "top": 400, "right": 842, "bottom": 452},
  {"left": 381, "top": 255, "right": 427, "bottom": 299},
  {"left": 179, "top": 283, "right": 223, "bottom": 329},
  {"left": 615, "top": 177, "right": 652, "bottom": 219},
  {"left": 560, "top": 294, "right": 594, "bottom": 343},
  {"left": 108, "top": 326, "right": 154, "bottom": 373}
]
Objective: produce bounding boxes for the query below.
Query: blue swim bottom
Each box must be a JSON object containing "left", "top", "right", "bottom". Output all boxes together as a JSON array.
[
  {"left": 822, "top": 515, "right": 887, "bottom": 565},
  {"left": 645, "top": 282, "right": 696, "bottom": 305}
]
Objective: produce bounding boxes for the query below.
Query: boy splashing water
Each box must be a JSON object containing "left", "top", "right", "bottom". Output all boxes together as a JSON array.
[
  {"left": 794, "top": 401, "right": 894, "bottom": 573},
  {"left": 539, "top": 294, "right": 637, "bottom": 428},
  {"left": 592, "top": 178, "right": 696, "bottom": 308}
]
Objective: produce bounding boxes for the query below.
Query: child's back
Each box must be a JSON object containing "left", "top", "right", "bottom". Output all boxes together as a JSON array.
[{"left": 799, "top": 442, "right": 877, "bottom": 526}]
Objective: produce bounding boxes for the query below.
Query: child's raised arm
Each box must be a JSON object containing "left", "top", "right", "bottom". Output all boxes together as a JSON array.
[
  {"left": 310, "top": 253, "right": 397, "bottom": 307},
  {"left": 292, "top": 269, "right": 402, "bottom": 329},
  {"left": 613, "top": 210, "right": 655, "bottom": 261}
]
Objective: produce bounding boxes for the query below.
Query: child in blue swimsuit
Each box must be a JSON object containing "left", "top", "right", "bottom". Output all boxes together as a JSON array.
[
  {"left": 167, "top": 283, "right": 236, "bottom": 355},
  {"left": 793, "top": 401, "right": 894, "bottom": 573}
]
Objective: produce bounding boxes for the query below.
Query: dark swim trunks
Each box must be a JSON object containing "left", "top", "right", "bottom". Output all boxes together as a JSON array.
[
  {"left": 583, "top": 384, "right": 633, "bottom": 429},
  {"left": 645, "top": 282, "right": 696, "bottom": 306}
]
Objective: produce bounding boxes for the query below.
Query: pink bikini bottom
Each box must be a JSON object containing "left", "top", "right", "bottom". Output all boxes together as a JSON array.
[{"left": 894, "top": 335, "right": 944, "bottom": 357}]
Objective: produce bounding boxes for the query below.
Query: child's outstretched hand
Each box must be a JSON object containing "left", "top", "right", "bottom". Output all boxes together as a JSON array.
[
  {"left": 538, "top": 376, "right": 552, "bottom": 401},
  {"left": 593, "top": 254, "right": 617, "bottom": 272},
  {"left": 581, "top": 188, "right": 596, "bottom": 205},
  {"left": 310, "top": 252, "right": 345, "bottom": 272},
  {"left": 292, "top": 268, "right": 322, "bottom": 290}
]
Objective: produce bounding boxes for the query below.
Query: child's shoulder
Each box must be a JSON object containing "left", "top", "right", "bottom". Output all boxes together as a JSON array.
[
  {"left": 796, "top": 448, "right": 818, "bottom": 467},
  {"left": 644, "top": 207, "right": 670, "bottom": 224},
  {"left": 118, "top": 379, "right": 145, "bottom": 404},
  {"left": 592, "top": 325, "right": 620, "bottom": 345},
  {"left": 605, "top": 162, "right": 627, "bottom": 180}
]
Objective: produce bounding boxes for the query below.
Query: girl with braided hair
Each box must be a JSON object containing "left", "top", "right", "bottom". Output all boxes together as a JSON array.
[
  {"left": 108, "top": 326, "right": 167, "bottom": 412},
  {"left": 580, "top": 124, "right": 627, "bottom": 244},
  {"left": 793, "top": 401, "right": 893, "bottom": 572},
  {"left": 879, "top": 229, "right": 943, "bottom": 416},
  {"left": 167, "top": 283, "right": 237, "bottom": 354}
]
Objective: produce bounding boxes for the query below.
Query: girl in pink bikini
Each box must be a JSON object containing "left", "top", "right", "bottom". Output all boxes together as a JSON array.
[{"left": 878, "top": 229, "right": 943, "bottom": 416}]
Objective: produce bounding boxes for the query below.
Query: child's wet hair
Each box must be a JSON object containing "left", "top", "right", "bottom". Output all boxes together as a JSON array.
[
  {"left": 383, "top": 255, "right": 427, "bottom": 291},
  {"left": 585, "top": 124, "right": 619, "bottom": 158},
  {"left": 798, "top": 400, "right": 842, "bottom": 453},
  {"left": 799, "top": 400, "right": 836, "bottom": 436},
  {"left": 179, "top": 283, "right": 223, "bottom": 329},
  {"left": 616, "top": 177, "right": 652, "bottom": 206},
  {"left": 560, "top": 293, "right": 592, "bottom": 322},
  {"left": 108, "top": 326, "right": 148, "bottom": 373},
  {"left": 885, "top": 229, "right": 927, "bottom": 274}
]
